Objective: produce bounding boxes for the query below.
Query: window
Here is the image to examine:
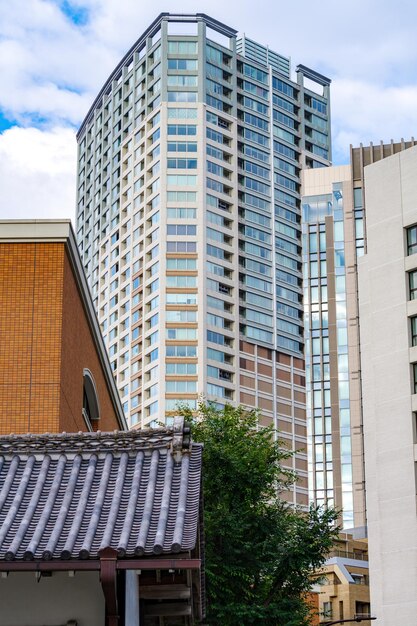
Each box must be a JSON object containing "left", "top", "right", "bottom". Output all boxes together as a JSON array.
[
  {"left": 167, "top": 207, "right": 196, "bottom": 219},
  {"left": 167, "top": 191, "right": 196, "bottom": 202},
  {"left": 273, "top": 93, "right": 295, "bottom": 114},
  {"left": 166, "top": 292, "right": 197, "bottom": 305},
  {"left": 273, "top": 109, "right": 295, "bottom": 129},
  {"left": 245, "top": 292, "right": 272, "bottom": 310},
  {"left": 166, "top": 344, "right": 197, "bottom": 357},
  {"left": 166, "top": 398, "right": 197, "bottom": 411},
  {"left": 167, "top": 224, "right": 196, "bottom": 236},
  {"left": 272, "top": 77, "right": 295, "bottom": 98},
  {"left": 167, "top": 74, "right": 197, "bottom": 87},
  {"left": 168, "top": 91, "right": 198, "bottom": 103},
  {"left": 241, "top": 95, "right": 268, "bottom": 115},
  {"left": 241, "top": 62, "right": 268, "bottom": 84},
  {"left": 166, "top": 328, "right": 197, "bottom": 340},
  {"left": 241, "top": 80, "right": 268, "bottom": 100},
  {"left": 245, "top": 209, "right": 270, "bottom": 228},
  {"left": 245, "top": 308, "right": 273, "bottom": 326},
  {"left": 82, "top": 369, "right": 100, "bottom": 430},
  {"left": 244, "top": 111, "right": 269, "bottom": 131},
  {"left": 167, "top": 174, "right": 197, "bottom": 186},
  {"left": 245, "top": 275, "right": 272, "bottom": 293},
  {"left": 243, "top": 144, "right": 269, "bottom": 163},
  {"left": 166, "top": 241, "right": 197, "bottom": 253},
  {"left": 166, "top": 258, "right": 196, "bottom": 270},
  {"left": 167, "top": 158, "right": 197, "bottom": 169},
  {"left": 244, "top": 177, "right": 270, "bottom": 196},
  {"left": 244, "top": 241, "right": 271, "bottom": 260},
  {"left": 168, "top": 41, "right": 197, "bottom": 54},
  {"left": 411, "top": 317, "right": 417, "bottom": 346},
  {"left": 168, "top": 58, "right": 198, "bottom": 70},
  {"left": 166, "top": 275, "right": 197, "bottom": 288},
  {"left": 167, "top": 142, "right": 197, "bottom": 153},
  {"left": 167, "top": 124, "right": 197, "bottom": 136},
  {"left": 244, "top": 325, "right": 273, "bottom": 343},
  {"left": 244, "top": 161, "right": 269, "bottom": 179},
  {"left": 207, "top": 178, "right": 229, "bottom": 195},
  {"left": 273, "top": 125, "right": 296, "bottom": 145},
  {"left": 241, "top": 127, "right": 269, "bottom": 147},
  {"left": 274, "top": 140, "right": 297, "bottom": 160},
  {"left": 409, "top": 270, "right": 417, "bottom": 300},
  {"left": 166, "top": 310, "right": 197, "bottom": 322},
  {"left": 167, "top": 107, "right": 197, "bottom": 119},
  {"left": 206, "top": 127, "right": 226, "bottom": 144},
  {"left": 166, "top": 362, "right": 197, "bottom": 375},
  {"left": 407, "top": 225, "right": 417, "bottom": 255},
  {"left": 207, "top": 160, "right": 230, "bottom": 178},
  {"left": 322, "top": 601, "right": 333, "bottom": 618},
  {"left": 166, "top": 380, "right": 197, "bottom": 393},
  {"left": 207, "top": 330, "right": 229, "bottom": 346},
  {"left": 310, "top": 96, "right": 327, "bottom": 115},
  {"left": 207, "top": 347, "right": 229, "bottom": 363},
  {"left": 274, "top": 156, "right": 296, "bottom": 176},
  {"left": 413, "top": 363, "right": 417, "bottom": 394}
]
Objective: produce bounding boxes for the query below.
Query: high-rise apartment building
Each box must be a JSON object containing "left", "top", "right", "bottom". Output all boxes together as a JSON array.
[{"left": 76, "top": 13, "right": 331, "bottom": 506}]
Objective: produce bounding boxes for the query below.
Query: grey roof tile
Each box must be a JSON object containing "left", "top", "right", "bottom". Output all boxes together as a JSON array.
[{"left": 0, "top": 421, "right": 202, "bottom": 561}]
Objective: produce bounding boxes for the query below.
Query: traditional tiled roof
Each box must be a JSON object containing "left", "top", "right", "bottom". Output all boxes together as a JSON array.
[{"left": 0, "top": 418, "right": 202, "bottom": 561}]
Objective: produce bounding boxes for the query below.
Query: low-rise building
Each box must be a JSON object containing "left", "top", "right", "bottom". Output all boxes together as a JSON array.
[
  {"left": 0, "top": 418, "right": 203, "bottom": 625},
  {"left": 314, "top": 534, "right": 371, "bottom": 624},
  {"left": 0, "top": 219, "right": 126, "bottom": 433}
]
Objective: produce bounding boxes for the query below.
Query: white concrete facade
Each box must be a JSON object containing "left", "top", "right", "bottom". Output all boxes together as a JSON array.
[
  {"left": 0, "top": 571, "right": 104, "bottom": 626},
  {"left": 358, "top": 145, "right": 417, "bottom": 625}
]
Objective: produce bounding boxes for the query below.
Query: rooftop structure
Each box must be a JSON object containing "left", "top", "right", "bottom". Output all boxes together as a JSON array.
[{"left": 0, "top": 417, "right": 203, "bottom": 625}]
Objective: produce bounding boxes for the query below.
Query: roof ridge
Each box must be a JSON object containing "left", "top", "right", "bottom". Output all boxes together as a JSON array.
[{"left": 0, "top": 418, "right": 193, "bottom": 455}]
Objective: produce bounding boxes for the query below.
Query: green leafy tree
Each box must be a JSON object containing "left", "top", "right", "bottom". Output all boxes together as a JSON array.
[{"left": 182, "top": 403, "right": 339, "bottom": 626}]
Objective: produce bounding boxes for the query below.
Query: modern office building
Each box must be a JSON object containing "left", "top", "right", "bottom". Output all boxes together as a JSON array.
[
  {"left": 358, "top": 143, "right": 417, "bottom": 625},
  {"left": 75, "top": 12, "right": 331, "bottom": 506},
  {"left": 302, "top": 140, "right": 417, "bottom": 533},
  {"left": 302, "top": 165, "right": 366, "bottom": 532}
]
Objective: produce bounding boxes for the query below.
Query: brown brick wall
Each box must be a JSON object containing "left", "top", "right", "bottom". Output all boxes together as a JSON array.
[
  {"left": 0, "top": 243, "right": 63, "bottom": 433},
  {"left": 0, "top": 242, "right": 121, "bottom": 435},
  {"left": 60, "top": 249, "right": 120, "bottom": 432}
]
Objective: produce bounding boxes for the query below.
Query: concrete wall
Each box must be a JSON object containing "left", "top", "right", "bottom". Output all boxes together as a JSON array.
[
  {"left": 358, "top": 145, "right": 417, "bottom": 625},
  {"left": 0, "top": 571, "right": 104, "bottom": 626}
]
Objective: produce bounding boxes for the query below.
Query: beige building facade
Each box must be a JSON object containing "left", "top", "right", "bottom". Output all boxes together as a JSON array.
[
  {"left": 302, "top": 141, "right": 417, "bottom": 535},
  {"left": 302, "top": 165, "right": 366, "bottom": 531},
  {"left": 313, "top": 534, "right": 370, "bottom": 624},
  {"left": 358, "top": 144, "right": 417, "bottom": 625}
]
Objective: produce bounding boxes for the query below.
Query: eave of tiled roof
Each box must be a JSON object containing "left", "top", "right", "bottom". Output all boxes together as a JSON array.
[{"left": 0, "top": 419, "right": 201, "bottom": 562}]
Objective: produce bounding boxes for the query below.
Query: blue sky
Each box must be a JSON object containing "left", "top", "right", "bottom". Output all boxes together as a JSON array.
[
  {"left": 60, "top": 1, "right": 90, "bottom": 26},
  {"left": 1, "top": 0, "right": 417, "bottom": 220}
]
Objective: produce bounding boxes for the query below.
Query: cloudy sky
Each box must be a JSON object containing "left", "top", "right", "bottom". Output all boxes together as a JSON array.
[{"left": 1, "top": 0, "right": 417, "bottom": 222}]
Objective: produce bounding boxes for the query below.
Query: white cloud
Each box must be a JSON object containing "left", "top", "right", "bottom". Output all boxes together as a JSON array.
[
  {"left": 0, "top": 126, "right": 77, "bottom": 221},
  {"left": 0, "top": 0, "right": 417, "bottom": 218},
  {"left": 332, "top": 79, "right": 417, "bottom": 163}
]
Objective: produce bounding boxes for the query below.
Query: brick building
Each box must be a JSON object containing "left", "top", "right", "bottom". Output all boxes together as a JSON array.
[{"left": 0, "top": 220, "right": 126, "bottom": 434}]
